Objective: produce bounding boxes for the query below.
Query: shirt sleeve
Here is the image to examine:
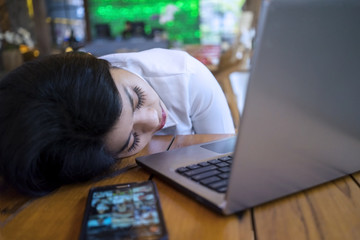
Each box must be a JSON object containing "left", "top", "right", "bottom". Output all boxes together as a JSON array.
[{"left": 187, "top": 54, "right": 236, "bottom": 134}]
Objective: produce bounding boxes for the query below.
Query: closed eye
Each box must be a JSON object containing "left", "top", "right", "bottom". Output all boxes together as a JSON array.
[
  {"left": 128, "top": 132, "right": 140, "bottom": 153},
  {"left": 134, "top": 86, "right": 145, "bottom": 109}
]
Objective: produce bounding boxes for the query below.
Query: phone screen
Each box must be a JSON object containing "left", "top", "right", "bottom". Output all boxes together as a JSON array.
[{"left": 79, "top": 181, "right": 167, "bottom": 240}]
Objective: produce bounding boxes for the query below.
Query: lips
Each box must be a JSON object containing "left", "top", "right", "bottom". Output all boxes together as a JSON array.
[{"left": 158, "top": 104, "right": 167, "bottom": 131}]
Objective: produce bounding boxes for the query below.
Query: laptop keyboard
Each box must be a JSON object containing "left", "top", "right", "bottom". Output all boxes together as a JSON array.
[{"left": 175, "top": 156, "right": 233, "bottom": 193}]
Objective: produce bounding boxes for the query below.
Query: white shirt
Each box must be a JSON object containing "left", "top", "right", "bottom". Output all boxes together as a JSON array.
[{"left": 100, "top": 48, "right": 235, "bottom": 135}]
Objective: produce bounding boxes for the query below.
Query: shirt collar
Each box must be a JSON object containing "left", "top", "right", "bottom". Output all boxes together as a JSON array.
[{"left": 163, "top": 109, "right": 176, "bottom": 129}]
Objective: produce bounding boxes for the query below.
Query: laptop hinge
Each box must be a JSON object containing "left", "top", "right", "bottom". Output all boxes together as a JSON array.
[{"left": 219, "top": 200, "right": 227, "bottom": 210}]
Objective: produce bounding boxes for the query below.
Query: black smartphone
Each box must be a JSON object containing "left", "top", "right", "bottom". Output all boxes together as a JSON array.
[{"left": 79, "top": 181, "right": 168, "bottom": 240}]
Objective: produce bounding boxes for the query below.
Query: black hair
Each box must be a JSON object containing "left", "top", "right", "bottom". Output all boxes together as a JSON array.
[{"left": 0, "top": 52, "right": 121, "bottom": 196}]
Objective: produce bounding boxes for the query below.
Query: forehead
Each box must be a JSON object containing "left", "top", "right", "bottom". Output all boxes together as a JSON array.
[{"left": 110, "top": 68, "right": 144, "bottom": 85}]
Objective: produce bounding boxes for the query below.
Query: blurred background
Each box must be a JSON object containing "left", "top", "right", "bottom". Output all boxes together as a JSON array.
[
  {"left": 0, "top": 0, "right": 261, "bottom": 70},
  {"left": 0, "top": 0, "right": 262, "bottom": 117}
]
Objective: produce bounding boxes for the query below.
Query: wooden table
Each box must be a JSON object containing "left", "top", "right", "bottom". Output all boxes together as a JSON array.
[{"left": 1, "top": 134, "right": 359, "bottom": 240}]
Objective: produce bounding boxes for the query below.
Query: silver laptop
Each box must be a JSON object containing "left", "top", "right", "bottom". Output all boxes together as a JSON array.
[{"left": 136, "top": 0, "right": 360, "bottom": 215}]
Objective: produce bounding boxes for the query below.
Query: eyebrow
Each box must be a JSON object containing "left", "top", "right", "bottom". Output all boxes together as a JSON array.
[{"left": 114, "top": 87, "right": 135, "bottom": 155}]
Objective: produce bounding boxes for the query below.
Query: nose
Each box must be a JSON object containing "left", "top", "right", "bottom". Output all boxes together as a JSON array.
[{"left": 133, "top": 107, "right": 159, "bottom": 133}]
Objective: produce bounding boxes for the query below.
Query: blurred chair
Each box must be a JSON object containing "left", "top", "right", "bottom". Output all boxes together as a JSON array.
[
  {"left": 213, "top": 11, "right": 254, "bottom": 131},
  {"left": 95, "top": 24, "right": 112, "bottom": 39},
  {"left": 132, "top": 22, "right": 146, "bottom": 37},
  {"left": 213, "top": 51, "right": 243, "bottom": 131}
]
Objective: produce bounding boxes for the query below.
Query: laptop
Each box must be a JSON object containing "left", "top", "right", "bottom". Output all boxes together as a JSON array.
[{"left": 136, "top": 0, "right": 360, "bottom": 215}]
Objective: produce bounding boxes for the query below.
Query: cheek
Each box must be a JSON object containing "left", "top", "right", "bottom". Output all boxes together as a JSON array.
[
  {"left": 134, "top": 134, "right": 153, "bottom": 155},
  {"left": 143, "top": 85, "right": 160, "bottom": 104},
  {"left": 137, "top": 134, "right": 154, "bottom": 154}
]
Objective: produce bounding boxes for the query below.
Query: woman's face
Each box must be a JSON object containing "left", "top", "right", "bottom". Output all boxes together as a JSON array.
[{"left": 105, "top": 68, "right": 168, "bottom": 158}]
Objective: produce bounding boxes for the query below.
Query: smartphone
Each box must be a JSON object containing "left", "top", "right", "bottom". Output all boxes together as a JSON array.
[{"left": 79, "top": 181, "right": 168, "bottom": 240}]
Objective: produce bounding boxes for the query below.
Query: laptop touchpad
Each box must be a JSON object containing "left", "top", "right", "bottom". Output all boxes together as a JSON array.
[{"left": 200, "top": 137, "right": 236, "bottom": 154}]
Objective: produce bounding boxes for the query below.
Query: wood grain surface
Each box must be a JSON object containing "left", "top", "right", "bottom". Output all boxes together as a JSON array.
[
  {"left": 254, "top": 175, "right": 360, "bottom": 240},
  {"left": 0, "top": 135, "right": 173, "bottom": 240},
  {"left": 0, "top": 134, "right": 359, "bottom": 240}
]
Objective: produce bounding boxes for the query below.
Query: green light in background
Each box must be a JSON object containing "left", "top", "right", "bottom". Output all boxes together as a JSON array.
[{"left": 89, "top": 0, "right": 200, "bottom": 44}]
